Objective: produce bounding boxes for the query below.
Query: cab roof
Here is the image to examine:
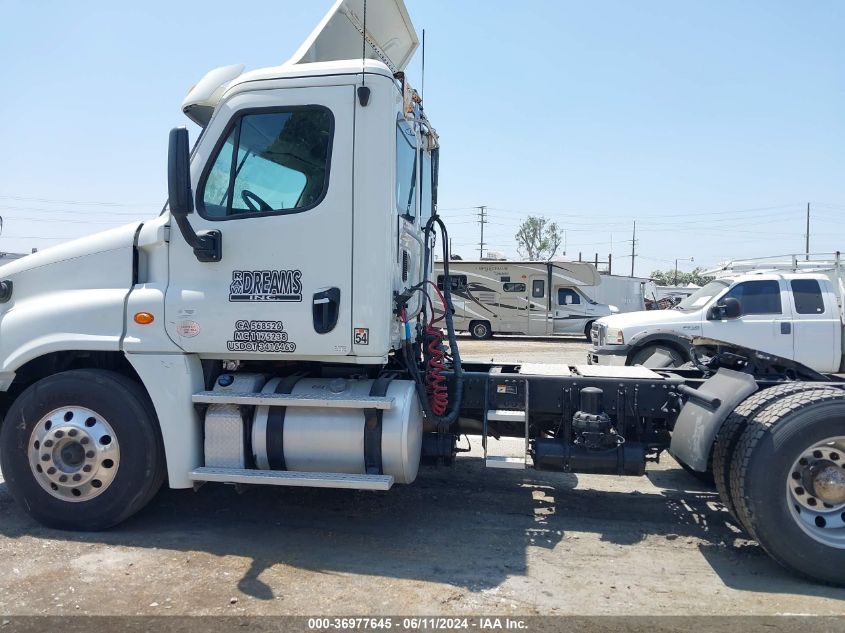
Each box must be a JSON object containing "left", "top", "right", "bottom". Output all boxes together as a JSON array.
[
  {"left": 288, "top": 0, "right": 418, "bottom": 73},
  {"left": 182, "top": 0, "right": 418, "bottom": 127}
]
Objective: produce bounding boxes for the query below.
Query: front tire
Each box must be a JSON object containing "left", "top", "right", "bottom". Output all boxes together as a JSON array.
[
  {"left": 729, "top": 387, "right": 845, "bottom": 584},
  {"left": 0, "top": 369, "right": 165, "bottom": 531},
  {"left": 469, "top": 321, "right": 492, "bottom": 340}
]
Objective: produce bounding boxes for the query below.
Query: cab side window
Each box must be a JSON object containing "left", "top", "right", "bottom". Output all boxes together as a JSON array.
[
  {"left": 503, "top": 282, "right": 526, "bottom": 292},
  {"left": 558, "top": 289, "right": 581, "bottom": 305},
  {"left": 396, "top": 122, "right": 417, "bottom": 219},
  {"left": 722, "top": 280, "right": 782, "bottom": 315},
  {"left": 791, "top": 279, "right": 825, "bottom": 314},
  {"left": 199, "top": 107, "right": 334, "bottom": 219}
]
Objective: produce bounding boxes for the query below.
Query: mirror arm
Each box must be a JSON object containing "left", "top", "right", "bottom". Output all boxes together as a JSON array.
[{"left": 173, "top": 214, "right": 222, "bottom": 263}]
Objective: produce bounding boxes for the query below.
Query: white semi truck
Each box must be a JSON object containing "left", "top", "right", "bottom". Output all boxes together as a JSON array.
[{"left": 2, "top": 0, "right": 845, "bottom": 586}]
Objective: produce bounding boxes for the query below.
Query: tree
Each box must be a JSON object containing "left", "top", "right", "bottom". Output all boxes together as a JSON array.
[
  {"left": 515, "top": 216, "right": 563, "bottom": 260},
  {"left": 649, "top": 267, "right": 715, "bottom": 286}
]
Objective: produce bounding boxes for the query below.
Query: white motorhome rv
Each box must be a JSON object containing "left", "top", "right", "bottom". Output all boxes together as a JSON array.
[
  {"left": 433, "top": 260, "right": 618, "bottom": 339},
  {"left": 1, "top": 0, "right": 845, "bottom": 585}
]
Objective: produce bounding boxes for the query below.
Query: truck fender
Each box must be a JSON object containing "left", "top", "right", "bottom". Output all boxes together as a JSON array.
[
  {"left": 125, "top": 352, "right": 206, "bottom": 488},
  {"left": 626, "top": 330, "right": 695, "bottom": 359},
  {"left": 669, "top": 368, "right": 758, "bottom": 471}
]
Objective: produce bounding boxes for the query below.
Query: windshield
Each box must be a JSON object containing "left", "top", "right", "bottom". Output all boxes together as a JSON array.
[{"left": 675, "top": 280, "right": 730, "bottom": 310}]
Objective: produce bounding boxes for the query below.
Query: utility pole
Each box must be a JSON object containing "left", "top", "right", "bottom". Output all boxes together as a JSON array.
[
  {"left": 674, "top": 257, "right": 694, "bottom": 286},
  {"left": 805, "top": 202, "right": 810, "bottom": 261},
  {"left": 477, "top": 206, "right": 487, "bottom": 260},
  {"left": 630, "top": 220, "right": 637, "bottom": 277}
]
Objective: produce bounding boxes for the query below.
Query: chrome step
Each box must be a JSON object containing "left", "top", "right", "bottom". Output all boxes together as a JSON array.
[
  {"left": 483, "top": 372, "right": 531, "bottom": 470},
  {"left": 486, "top": 409, "right": 526, "bottom": 423},
  {"left": 192, "top": 391, "right": 394, "bottom": 410},
  {"left": 189, "top": 467, "right": 394, "bottom": 490}
]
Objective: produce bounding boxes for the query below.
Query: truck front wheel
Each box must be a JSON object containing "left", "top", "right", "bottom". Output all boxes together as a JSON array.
[
  {"left": 730, "top": 388, "right": 845, "bottom": 584},
  {"left": 0, "top": 369, "right": 165, "bottom": 531}
]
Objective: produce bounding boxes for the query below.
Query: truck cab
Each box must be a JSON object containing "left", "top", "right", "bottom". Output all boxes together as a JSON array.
[
  {"left": 589, "top": 272, "right": 844, "bottom": 372},
  {"left": 0, "top": 0, "right": 436, "bottom": 495}
]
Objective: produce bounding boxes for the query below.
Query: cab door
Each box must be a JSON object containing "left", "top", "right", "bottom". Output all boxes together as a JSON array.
[
  {"left": 165, "top": 86, "right": 354, "bottom": 358},
  {"left": 789, "top": 278, "right": 838, "bottom": 371},
  {"left": 701, "top": 279, "right": 794, "bottom": 360}
]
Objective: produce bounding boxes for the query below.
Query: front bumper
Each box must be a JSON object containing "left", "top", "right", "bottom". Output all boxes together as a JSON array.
[{"left": 587, "top": 345, "right": 629, "bottom": 366}]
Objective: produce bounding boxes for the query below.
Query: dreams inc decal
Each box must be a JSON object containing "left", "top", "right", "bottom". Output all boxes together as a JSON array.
[{"left": 229, "top": 269, "right": 302, "bottom": 302}]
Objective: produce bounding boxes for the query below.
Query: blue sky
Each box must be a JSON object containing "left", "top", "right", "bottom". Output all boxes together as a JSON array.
[{"left": 0, "top": 0, "right": 842, "bottom": 276}]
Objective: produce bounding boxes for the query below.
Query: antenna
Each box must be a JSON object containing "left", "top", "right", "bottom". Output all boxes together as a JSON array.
[
  {"left": 357, "top": 0, "right": 371, "bottom": 106},
  {"left": 361, "top": 0, "right": 367, "bottom": 83}
]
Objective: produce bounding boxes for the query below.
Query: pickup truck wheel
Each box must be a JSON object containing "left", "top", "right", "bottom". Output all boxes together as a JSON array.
[
  {"left": 713, "top": 383, "right": 837, "bottom": 523},
  {"left": 729, "top": 388, "right": 845, "bottom": 584},
  {"left": 469, "top": 321, "right": 492, "bottom": 340},
  {"left": 583, "top": 321, "right": 595, "bottom": 342},
  {"left": 0, "top": 369, "right": 165, "bottom": 531},
  {"left": 628, "top": 344, "right": 686, "bottom": 368}
]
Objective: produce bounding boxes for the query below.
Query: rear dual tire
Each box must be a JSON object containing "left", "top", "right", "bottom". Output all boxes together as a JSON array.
[
  {"left": 0, "top": 369, "right": 165, "bottom": 531},
  {"left": 716, "top": 386, "right": 845, "bottom": 585}
]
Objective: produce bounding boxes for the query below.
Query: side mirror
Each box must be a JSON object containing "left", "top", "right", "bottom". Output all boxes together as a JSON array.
[
  {"left": 168, "top": 127, "right": 193, "bottom": 216},
  {"left": 167, "top": 127, "right": 222, "bottom": 262},
  {"left": 708, "top": 297, "right": 742, "bottom": 320},
  {"left": 722, "top": 297, "right": 742, "bottom": 319}
]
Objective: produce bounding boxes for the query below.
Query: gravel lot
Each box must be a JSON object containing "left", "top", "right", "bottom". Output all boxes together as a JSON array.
[{"left": 1, "top": 336, "right": 844, "bottom": 616}]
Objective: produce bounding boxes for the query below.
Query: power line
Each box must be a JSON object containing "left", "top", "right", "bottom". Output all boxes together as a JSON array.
[
  {"left": 0, "top": 205, "right": 155, "bottom": 217},
  {"left": 0, "top": 195, "right": 161, "bottom": 207}
]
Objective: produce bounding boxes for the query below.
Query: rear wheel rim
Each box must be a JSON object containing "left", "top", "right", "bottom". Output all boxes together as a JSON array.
[
  {"left": 28, "top": 406, "right": 121, "bottom": 502},
  {"left": 473, "top": 324, "right": 487, "bottom": 337},
  {"left": 786, "top": 435, "right": 845, "bottom": 548}
]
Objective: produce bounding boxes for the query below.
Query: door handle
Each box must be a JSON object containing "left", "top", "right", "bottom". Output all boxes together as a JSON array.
[{"left": 312, "top": 287, "right": 340, "bottom": 334}]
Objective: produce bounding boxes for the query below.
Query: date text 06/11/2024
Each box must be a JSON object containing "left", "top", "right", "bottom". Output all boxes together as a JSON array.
[{"left": 306, "top": 617, "right": 528, "bottom": 630}]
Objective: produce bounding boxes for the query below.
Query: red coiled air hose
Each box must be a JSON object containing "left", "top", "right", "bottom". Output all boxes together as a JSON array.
[{"left": 425, "top": 323, "right": 448, "bottom": 416}]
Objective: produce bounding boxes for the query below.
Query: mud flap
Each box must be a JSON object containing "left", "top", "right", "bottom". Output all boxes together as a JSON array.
[{"left": 669, "top": 368, "right": 758, "bottom": 471}]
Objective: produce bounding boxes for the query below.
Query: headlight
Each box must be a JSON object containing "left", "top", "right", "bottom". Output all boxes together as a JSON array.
[{"left": 605, "top": 327, "right": 625, "bottom": 345}]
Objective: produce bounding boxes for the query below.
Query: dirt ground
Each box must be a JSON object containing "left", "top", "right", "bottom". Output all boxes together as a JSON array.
[{"left": 1, "top": 336, "right": 844, "bottom": 616}]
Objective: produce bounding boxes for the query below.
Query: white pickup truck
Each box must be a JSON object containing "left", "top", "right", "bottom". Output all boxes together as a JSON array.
[{"left": 589, "top": 272, "right": 845, "bottom": 373}]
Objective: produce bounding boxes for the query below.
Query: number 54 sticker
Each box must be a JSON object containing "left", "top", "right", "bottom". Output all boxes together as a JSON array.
[{"left": 354, "top": 327, "right": 369, "bottom": 345}]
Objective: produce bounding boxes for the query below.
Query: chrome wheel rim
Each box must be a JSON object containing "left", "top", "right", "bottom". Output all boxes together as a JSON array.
[
  {"left": 473, "top": 324, "right": 487, "bottom": 337},
  {"left": 787, "top": 436, "right": 845, "bottom": 548},
  {"left": 28, "top": 406, "right": 120, "bottom": 502}
]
